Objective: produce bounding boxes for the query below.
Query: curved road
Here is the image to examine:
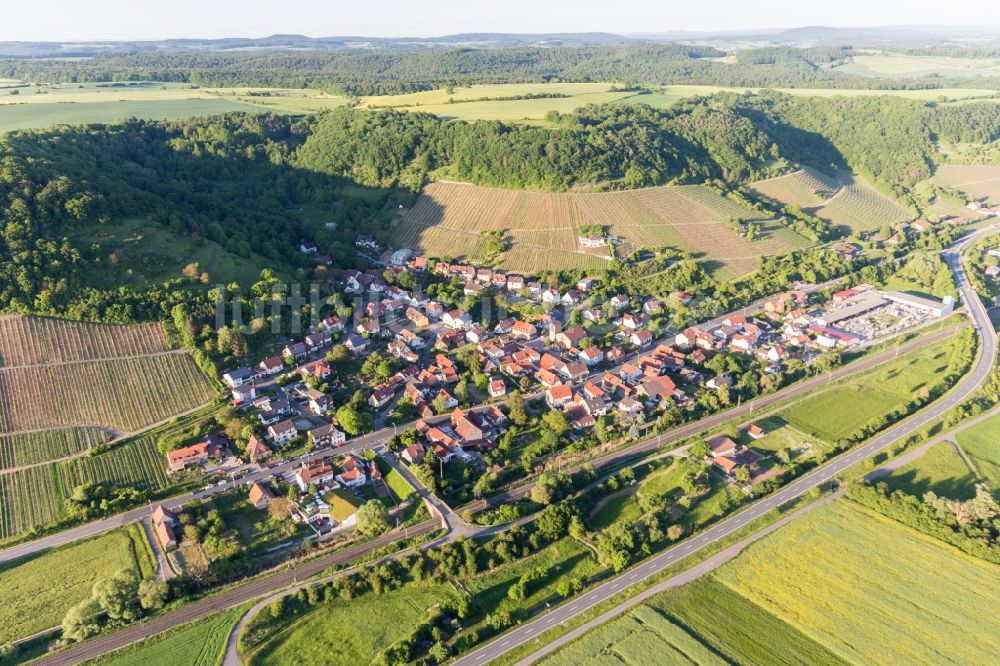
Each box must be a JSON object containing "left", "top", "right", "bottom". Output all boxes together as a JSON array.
[
  {"left": 19, "top": 227, "right": 996, "bottom": 664},
  {"left": 33, "top": 519, "right": 441, "bottom": 666},
  {"left": 0, "top": 276, "right": 838, "bottom": 566},
  {"left": 451, "top": 225, "right": 999, "bottom": 666}
]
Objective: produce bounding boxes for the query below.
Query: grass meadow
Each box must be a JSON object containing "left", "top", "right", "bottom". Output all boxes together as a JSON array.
[
  {"left": 833, "top": 54, "right": 1000, "bottom": 79},
  {"left": 932, "top": 164, "right": 1000, "bottom": 204},
  {"left": 245, "top": 585, "right": 455, "bottom": 666},
  {"left": 376, "top": 458, "right": 416, "bottom": 503},
  {"left": 779, "top": 342, "right": 954, "bottom": 443},
  {"left": 954, "top": 411, "right": 1000, "bottom": 488},
  {"left": 882, "top": 442, "right": 980, "bottom": 500},
  {"left": 0, "top": 525, "right": 154, "bottom": 643},
  {"left": 539, "top": 604, "right": 729, "bottom": 666},
  {"left": 716, "top": 500, "right": 1000, "bottom": 664},
  {"left": 466, "top": 538, "right": 601, "bottom": 617},
  {"left": 3, "top": 79, "right": 998, "bottom": 134},
  {"left": 0, "top": 82, "right": 346, "bottom": 132},
  {"left": 585, "top": 458, "right": 737, "bottom": 533},
  {"left": 68, "top": 217, "right": 272, "bottom": 289},
  {"left": 88, "top": 604, "right": 250, "bottom": 666}
]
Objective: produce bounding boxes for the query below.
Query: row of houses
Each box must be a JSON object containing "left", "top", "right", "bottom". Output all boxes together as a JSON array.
[{"left": 401, "top": 405, "right": 508, "bottom": 465}]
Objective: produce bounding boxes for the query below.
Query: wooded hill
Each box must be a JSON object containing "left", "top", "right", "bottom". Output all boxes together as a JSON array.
[
  {"left": 2, "top": 93, "right": 1000, "bottom": 321},
  {"left": 3, "top": 44, "right": 988, "bottom": 96}
]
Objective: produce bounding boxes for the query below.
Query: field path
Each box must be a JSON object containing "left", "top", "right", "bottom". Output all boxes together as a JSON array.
[
  {"left": 865, "top": 400, "right": 1000, "bottom": 482},
  {"left": 0, "top": 399, "right": 213, "bottom": 475},
  {"left": 0, "top": 348, "right": 188, "bottom": 371},
  {"left": 511, "top": 489, "right": 846, "bottom": 666}
]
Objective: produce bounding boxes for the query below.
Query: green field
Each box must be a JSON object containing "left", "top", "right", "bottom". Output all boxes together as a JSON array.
[
  {"left": 0, "top": 98, "right": 270, "bottom": 133},
  {"left": 550, "top": 498, "right": 1000, "bottom": 665},
  {"left": 781, "top": 342, "right": 955, "bottom": 443},
  {"left": 588, "top": 488, "right": 643, "bottom": 531},
  {"left": 834, "top": 53, "right": 1000, "bottom": 80},
  {"left": 376, "top": 458, "right": 416, "bottom": 504},
  {"left": 89, "top": 604, "right": 249, "bottom": 666},
  {"left": 584, "top": 458, "right": 740, "bottom": 533},
  {"left": 747, "top": 416, "right": 831, "bottom": 460},
  {"left": 0, "top": 436, "right": 172, "bottom": 540},
  {"left": 362, "top": 82, "right": 1000, "bottom": 124},
  {"left": 0, "top": 82, "right": 346, "bottom": 133},
  {"left": 0, "top": 525, "right": 154, "bottom": 643},
  {"left": 539, "top": 603, "right": 729, "bottom": 666},
  {"left": 954, "top": 411, "right": 1000, "bottom": 488},
  {"left": 587, "top": 459, "right": 689, "bottom": 531},
  {"left": 3, "top": 79, "right": 998, "bottom": 134},
  {"left": 715, "top": 500, "right": 1000, "bottom": 664},
  {"left": 0, "top": 428, "right": 111, "bottom": 469},
  {"left": 466, "top": 538, "right": 602, "bottom": 615},
  {"left": 245, "top": 585, "right": 455, "bottom": 665},
  {"left": 882, "top": 442, "right": 980, "bottom": 500}
]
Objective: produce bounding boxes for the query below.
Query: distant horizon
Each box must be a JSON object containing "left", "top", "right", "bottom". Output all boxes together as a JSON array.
[
  {"left": 2, "top": 24, "right": 1000, "bottom": 45},
  {"left": 3, "top": 0, "right": 999, "bottom": 43}
]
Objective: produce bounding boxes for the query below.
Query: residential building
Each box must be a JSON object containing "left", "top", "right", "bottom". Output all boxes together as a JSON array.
[
  {"left": 258, "top": 356, "right": 284, "bottom": 376},
  {"left": 245, "top": 435, "right": 273, "bottom": 465},
  {"left": 249, "top": 482, "right": 276, "bottom": 509},
  {"left": 295, "top": 461, "right": 334, "bottom": 490},
  {"left": 166, "top": 437, "right": 222, "bottom": 473},
  {"left": 309, "top": 424, "right": 346, "bottom": 448},
  {"left": 267, "top": 419, "right": 298, "bottom": 445}
]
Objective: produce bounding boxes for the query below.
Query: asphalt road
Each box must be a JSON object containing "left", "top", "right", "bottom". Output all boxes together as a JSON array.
[
  {"left": 0, "top": 278, "right": 837, "bottom": 566},
  {"left": 459, "top": 323, "right": 958, "bottom": 515},
  {"left": 451, "top": 225, "right": 999, "bottom": 666},
  {"left": 9, "top": 230, "right": 994, "bottom": 664}
]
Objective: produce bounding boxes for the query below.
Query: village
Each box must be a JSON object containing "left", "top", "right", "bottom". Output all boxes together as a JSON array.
[{"left": 143, "top": 222, "right": 962, "bottom": 568}]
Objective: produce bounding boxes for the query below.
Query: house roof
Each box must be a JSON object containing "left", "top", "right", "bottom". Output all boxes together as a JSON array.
[
  {"left": 707, "top": 435, "right": 738, "bottom": 454},
  {"left": 246, "top": 435, "right": 272, "bottom": 461},
  {"left": 249, "top": 482, "right": 275, "bottom": 505},
  {"left": 547, "top": 384, "right": 573, "bottom": 401},
  {"left": 298, "top": 461, "right": 333, "bottom": 483},
  {"left": 154, "top": 520, "right": 176, "bottom": 547},
  {"left": 269, "top": 419, "right": 296, "bottom": 435}
]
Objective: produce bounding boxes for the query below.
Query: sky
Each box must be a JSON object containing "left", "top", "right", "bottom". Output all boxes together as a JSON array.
[{"left": 2, "top": 0, "right": 1000, "bottom": 41}]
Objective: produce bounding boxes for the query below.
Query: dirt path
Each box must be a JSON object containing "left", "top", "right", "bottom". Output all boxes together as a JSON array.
[
  {"left": 0, "top": 348, "right": 188, "bottom": 371},
  {"left": 0, "top": 401, "right": 216, "bottom": 475},
  {"left": 511, "top": 490, "right": 845, "bottom": 666},
  {"left": 866, "top": 401, "right": 1000, "bottom": 482}
]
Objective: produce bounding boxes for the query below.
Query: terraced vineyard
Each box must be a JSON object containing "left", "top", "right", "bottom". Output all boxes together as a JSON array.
[
  {"left": 394, "top": 181, "right": 812, "bottom": 276},
  {"left": 0, "top": 437, "right": 169, "bottom": 539},
  {"left": 0, "top": 354, "right": 216, "bottom": 432},
  {"left": 0, "top": 316, "right": 169, "bottom": 367},
  {"left": 0, "top": 428, "right": 111, "bottom": 469},
  {"left": 806, "top": 174, "right": 912, "bottom": 233},
  {"left": 932, "top": 164, "right": 1000, "bottom": 202},
  {"left": 747, "top": 167, "right": 841, "bottom": 208}
]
